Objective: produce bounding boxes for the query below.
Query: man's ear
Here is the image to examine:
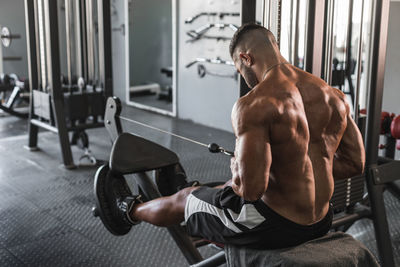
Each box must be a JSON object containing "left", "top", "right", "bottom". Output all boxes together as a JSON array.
[{"left": 239, "top": 52, "right": 253, "bottom": 67}]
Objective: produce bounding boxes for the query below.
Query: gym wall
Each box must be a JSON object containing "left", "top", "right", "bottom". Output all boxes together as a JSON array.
[
  {"left": 0, "top": 0, "right": 28, "bottom": 78},
  {"left": 177, "top": 0, "right": 241, "bottom": 132}
]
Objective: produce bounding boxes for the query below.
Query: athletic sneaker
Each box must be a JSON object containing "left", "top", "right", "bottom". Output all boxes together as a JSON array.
[{"left": 93, "top": 164, "right": 142, "bottom": 236}]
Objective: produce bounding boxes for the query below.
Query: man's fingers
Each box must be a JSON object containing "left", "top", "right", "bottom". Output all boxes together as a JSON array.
[{"left": 231, "top": 180, "right": 242, "bottom": 198}]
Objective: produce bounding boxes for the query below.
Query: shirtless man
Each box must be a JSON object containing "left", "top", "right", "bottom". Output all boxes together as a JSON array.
[{"left": 96, "top": 23, "right": 365, "bottom": 249}]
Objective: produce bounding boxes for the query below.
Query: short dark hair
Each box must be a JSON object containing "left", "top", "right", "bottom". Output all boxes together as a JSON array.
[{"left": 229, "top": 23, "right": 267, "bottom": 58}]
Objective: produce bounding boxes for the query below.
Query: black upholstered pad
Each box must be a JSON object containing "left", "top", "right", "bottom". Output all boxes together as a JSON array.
[
  {"left": 110, "top": 133, "right": 179, "bottom": 174},
  {"left": 225, "top": 232, "right": 379, "bottom": 267}
]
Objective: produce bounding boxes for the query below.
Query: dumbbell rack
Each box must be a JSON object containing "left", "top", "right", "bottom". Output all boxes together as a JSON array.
[{"left": 24, "top": 0, "right": 113, "bottom": 168}]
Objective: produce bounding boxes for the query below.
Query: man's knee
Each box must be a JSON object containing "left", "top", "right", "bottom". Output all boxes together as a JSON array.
[{"left": 175, "top": 186, "right": 200, "bottom": 204}]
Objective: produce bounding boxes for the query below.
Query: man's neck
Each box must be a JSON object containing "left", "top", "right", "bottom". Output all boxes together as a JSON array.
[{"left": 260, "top": 57, "right": 289, "bottom": 81}]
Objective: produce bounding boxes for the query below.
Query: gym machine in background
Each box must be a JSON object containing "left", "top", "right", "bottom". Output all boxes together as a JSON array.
[
  {"left": 24, "top": 0, "right": 113, "bottom": 168},
  {"left": 320, "top": 1, "right": 400, "bottom": 266},
  {"left": 185, "top": 57, "right": 237, "bottom": 80},
  {"left": 196, "top": 0, "right": 398, "bottom": 266},
  {"left": 259, "top": 0, "right": 398, "bottom": 266},
  {"left": 0, "top": 73, "right": 29, "bottom": 118},
  {"left": 0, "top": 26, "right": 23, "bottom": 69},
  {"left": 0, "top": 26, "right": 28, "bottom": 118}
]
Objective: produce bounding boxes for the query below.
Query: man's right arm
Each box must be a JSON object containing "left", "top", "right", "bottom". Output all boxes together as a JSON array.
[{"left": 333, "top": 110, "right": 365, "bottom": 180}]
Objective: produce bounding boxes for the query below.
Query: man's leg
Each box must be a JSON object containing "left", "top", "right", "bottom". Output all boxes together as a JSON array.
[
  {"left": 130, "top": 186, "right": 199, "bottom": 227},
  {"left": 130, "top": 179, "right": 232, "bottom": 226},
  {"left": 94, "top": 164, "right": 232, "bottom": 237}
]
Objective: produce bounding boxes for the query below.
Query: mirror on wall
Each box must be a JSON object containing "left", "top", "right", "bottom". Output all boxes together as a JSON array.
[{"left": 125, "top": 0, "right": 176, "bottom": 115}]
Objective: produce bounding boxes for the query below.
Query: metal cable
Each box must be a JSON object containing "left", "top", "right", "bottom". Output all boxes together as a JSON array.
[{"left": 119, "top": 116, "right": 209, "bottom": 148}]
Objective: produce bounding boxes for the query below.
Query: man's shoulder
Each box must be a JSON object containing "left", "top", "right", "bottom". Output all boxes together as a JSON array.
[{"left": 233, "top": 92, "right": 278, "bottom": 128}]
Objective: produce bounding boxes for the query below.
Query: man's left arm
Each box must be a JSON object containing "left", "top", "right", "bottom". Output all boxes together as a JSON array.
[{"left": 231, "top": 126, "right": 272, "bottom": 201}]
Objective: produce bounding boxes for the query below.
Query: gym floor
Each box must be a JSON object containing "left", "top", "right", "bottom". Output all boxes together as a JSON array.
[
  {"left": 130, "top": 94, "right": 173, "bottom": 112},
  {"left": 0, "top": 106, "right": 399, "bottom": 266}
]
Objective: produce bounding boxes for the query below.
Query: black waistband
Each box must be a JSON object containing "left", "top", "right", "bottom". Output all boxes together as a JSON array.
[{"left": 254, "top": 201, "right": 333, "bottom": 231}]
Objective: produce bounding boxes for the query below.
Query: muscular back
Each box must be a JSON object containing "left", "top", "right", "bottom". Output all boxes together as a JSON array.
[{"left": 231, "top": 65, "right": 350, "bottom": 225}]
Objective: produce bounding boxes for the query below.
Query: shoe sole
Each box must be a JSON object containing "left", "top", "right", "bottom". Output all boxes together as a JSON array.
[{"left": 93, "top": 164, "right": 132, "bottom": 236}]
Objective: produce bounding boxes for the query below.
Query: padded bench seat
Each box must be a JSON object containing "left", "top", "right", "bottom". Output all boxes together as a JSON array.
[
  {"left": 110, "top": 133, "right": 179, "bottom": 174},
  {"left": 225, "top": 232, "right": 379, "bottom": 267}
]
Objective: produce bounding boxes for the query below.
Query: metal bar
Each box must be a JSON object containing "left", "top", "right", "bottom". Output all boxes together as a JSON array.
[
  {"left": 305, "top": 0, "right": 325, "bottom": 77},
  {"left": 371, "top": 161, "right": 400, "bottom": 185},
  {"left": 340, "top": 0, "right": 355, "bottom": 101},
  {"left": 86, "top": 0, "right": 94, "bottom": 84},
  {"left": 277, "top": 0, "right": 282, "bottom": 47},
  {"left": 331, "top": 208, "right": 371, "bottom": 229},
  {"left": 302, "top": 0, "right": 309, "bottom": 69},
  {"left": 293, "top": 0, "right": 300, "bottom": 67},
  {"left": 324, "top": 0, "right": 335, "bottom": 84},
  {"left": 345, "top": 0, "right": 353, "bottom": 69},
  {"left": 239, "top": 0, "right": 256, "bottom": 97},
  {"left": 65, "top": 0, "right": 73, "bottom": 86},
  {"left": 0, "top": 33, "right": 21, "bottom": 39},
  {"left": 190, "top": 251, "right": 226, "bottom": 267},
  {"left": 261, "top": 0, "right": 266, "bottom": 27},
  {"left": 265, "top": 0, "right": 271, "bottom": 29},
  {"left": 288, "top": 0, "right": 294, "bottom": 63},
  {"left": 345, "top": 0, "right": 355, "bottom": 101},
  {"left": 171, "top": 0, "right": 178, "bottom": 117},
  {"left": 74, "top": 0, "right": 83, "bottom": 79},
  {"left": 364, "top": 0, "right": 388, "bottom": 196},
  {"left": 167, "top": 225, "right": 205, "bottom": 265},
  {"left": 104, "top": 97, "right": 122, "bottom": 142},
  {"left": 68, "top": 123, "right": 105, "bottom": 132},
  {"left": 269, "top": 0, "right": 273, "bottom": 29},
  {"left": 135, "top": 173, "right": 203, "bottom": 265},
  {"left": 329, "top": 0, "right": 335, "bottom": 84},
  {"left": 5, "top": 86, "right": 21, "bottom": 108},
  {"left": 240, "top": 0, "right": 256, "bottom": 28},
  {"left": 354, "top": 0, "right": 365, "bottom": 123},
  {"left": 37, "top": 0, "right": 47, "bottom": 91},
  {"left": 80, "top": 0, "right": 88, "bottom": 82},
  {"left": 31, "top": 118, "right": 59, "bottom": 133},
  {"left": 93, "top": 2, "right": 99, "bottom": 86},
  {"left": 97, "top": 0, "right": 104, "bottom": 88},
  {"left": 44, "top": 0, "right": 75, "bottom": 169},
  {"left": 267, "top": 0, "right": 272, "bottom": 29},
  {"left": 0, "top": 35, "right": 21, "bottom": 41},
  {"left": 97, "top": 0, "right": 113, "bottom": 97},
  {"left": 33, "top": 0, "right": 42, "bottom": 90},
  {"left": 2, "top": 57, "right": 23, "bottom": 61},
  {"left": 25, "top": 0, "right": 40, "bottom": 149},
  {"left": 364, "top": 0, "right": 394, "bottom": 265},
  {"left": 0, "top": 105, "right": 28, "bottom": 119},
  {"left": 193, "top": 239, "right": 212, "bottom": 248},
  {"left": 323, "top": 0, "right": 331, "bottom": 81}
]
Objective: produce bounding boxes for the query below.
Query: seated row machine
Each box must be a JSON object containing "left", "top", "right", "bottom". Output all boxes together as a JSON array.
[{"left": 92, "top": 97, "right": 381, "bottom": 266}]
